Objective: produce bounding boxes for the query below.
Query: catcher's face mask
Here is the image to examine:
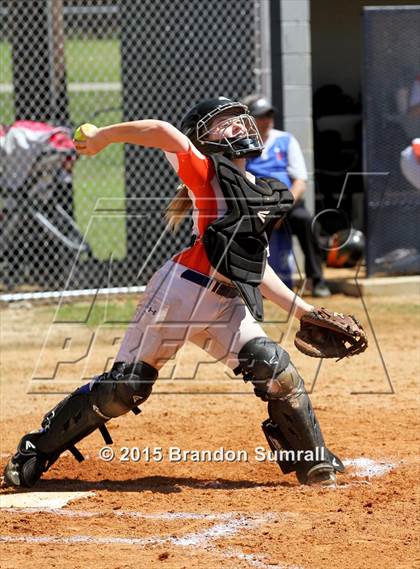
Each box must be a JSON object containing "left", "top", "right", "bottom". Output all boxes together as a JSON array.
[
  {"left": 181, "top": 97, "right": 264, "bottom": 160},
  {"left": 193, "top": 102, "right": 264, "bottom": 159}
]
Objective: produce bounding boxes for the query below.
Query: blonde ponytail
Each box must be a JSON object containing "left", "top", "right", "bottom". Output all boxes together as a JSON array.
[{"left": 164, "top": 183, "right": 193, "bottom": 232}]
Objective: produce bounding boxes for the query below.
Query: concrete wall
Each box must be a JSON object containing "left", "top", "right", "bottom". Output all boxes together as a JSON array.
[
  {"left": 278, "top": 0, "right": 315, "bottom": 214},
  {"left": 311, "top": 0, "right": 420, "bottom": 100}
]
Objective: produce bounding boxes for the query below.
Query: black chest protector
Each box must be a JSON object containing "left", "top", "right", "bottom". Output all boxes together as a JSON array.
[{"left": 202, "top": 155, "right": 294, "bottom": 321}]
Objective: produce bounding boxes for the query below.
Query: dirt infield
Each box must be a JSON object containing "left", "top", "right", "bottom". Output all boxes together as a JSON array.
[{"left": 1, "top": 293, "right": 419, "bottom": 568}]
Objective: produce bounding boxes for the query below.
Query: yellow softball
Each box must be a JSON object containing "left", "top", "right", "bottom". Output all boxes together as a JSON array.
[{"left": 73, "top": 123, "right": 97, "bottom": 142}]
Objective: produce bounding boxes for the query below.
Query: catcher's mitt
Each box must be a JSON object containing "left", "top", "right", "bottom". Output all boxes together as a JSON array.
[{"left": 295, "top": 307, "right": 368, "bottom": 359}]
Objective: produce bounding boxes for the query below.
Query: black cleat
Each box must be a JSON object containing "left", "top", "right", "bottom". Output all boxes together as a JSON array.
[
  {"left": 304, "top": 462, "right": 337, "bottom": 487},
  {"left": 2, "top": 433, "right": 50, "bottom": 488}
]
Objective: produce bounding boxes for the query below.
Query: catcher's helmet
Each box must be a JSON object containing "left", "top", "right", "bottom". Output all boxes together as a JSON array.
[
  {"left": 180, "top": 96, "right": 263, "bottom": 159},
  {"left": 326, "top": 228, "right": 365, "bottom": 268}
]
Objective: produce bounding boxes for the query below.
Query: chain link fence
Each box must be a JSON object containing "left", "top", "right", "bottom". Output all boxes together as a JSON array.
[
  {"left": 363, "top": 6, "right": 420, "bottom": 277},
  {"left": 0, "top": 0, "right": 268, "bottom": 295}
]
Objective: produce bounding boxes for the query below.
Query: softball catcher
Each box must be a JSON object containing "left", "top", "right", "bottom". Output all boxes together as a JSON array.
[{"left": 3, "top": 97, "right": 367, "bottom": 488}]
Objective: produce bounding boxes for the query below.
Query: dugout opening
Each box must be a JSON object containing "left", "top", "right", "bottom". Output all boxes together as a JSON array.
[{"left": 310, "top": 0, "right": 420, "bottom": 238}]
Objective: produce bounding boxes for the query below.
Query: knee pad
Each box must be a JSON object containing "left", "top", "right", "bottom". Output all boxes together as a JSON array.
[
  {"left": 234, "top": 337, "right": 298, "bottom": 401},
  {"left": 94, "top": 361, "right": 158, "bottom": 418},
  {"left": 266, "top": 362, "right": 305, "bottom": 400}
]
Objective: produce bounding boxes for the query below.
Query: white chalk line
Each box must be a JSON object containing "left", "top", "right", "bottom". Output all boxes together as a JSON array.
[
  {"left": 171, "top": 515, "right": 271, "bottom": 547},
  {"left": 343, "top": 457, "right": 398, "bottom": 478},
  {"left": 316, "top": 457, "right": 399, "bottom": 489},
  {"left": 1, "top": 508, "right": 261, "bottom": 521},
  {"left": 0, "top": 510, "right": 302, "bottom": 569},
  {"left": 0, "top": 510, "right": 277, "bottom": 537}
]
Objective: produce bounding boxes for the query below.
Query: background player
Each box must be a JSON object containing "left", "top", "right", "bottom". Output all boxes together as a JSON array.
[{"left": 243, "top": 94, "right": 331, "bottom": 298}]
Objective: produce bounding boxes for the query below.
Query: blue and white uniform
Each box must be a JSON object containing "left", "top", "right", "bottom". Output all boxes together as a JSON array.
[
  {"left": 246, "top": 128, "right": 308, "bottom": 189},
  {"left": 246, "top": 129, "right": 308, "bottom": 286}
]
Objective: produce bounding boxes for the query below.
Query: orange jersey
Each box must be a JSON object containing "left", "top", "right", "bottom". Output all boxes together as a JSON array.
[{"left": 165, "top": 143, "right": 228, "bottom": 276}]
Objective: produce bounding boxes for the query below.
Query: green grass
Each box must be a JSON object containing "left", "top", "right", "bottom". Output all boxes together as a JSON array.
[
  {"left": 0, "top": 38, "right": 121, "bottom": 84},
  {"left": 0, "top": 40, "right": 13, "bottom": 123},
  {"left": 0, "top": 38, "right": 127, "bottom": 261},
  {"left": 68, "top": 90, "right": 122, "bottom": 129},
  {"left": 0, "top": 93, "right": 14, "bottom": 124},
  {"left": 65, "top": 38, "right": 121, "bottom": 83},
  {"left": 69, "top": 91, "right": 126, "bottom": 261},
  {"left": 73, "top": 144, "right": 127, "bottom": 260},
  {"left": 41, "top": 297, "right": 139, "bottom": 327},
  {"left": 0, "top": 40, "right": 12, "bottom": 83}
]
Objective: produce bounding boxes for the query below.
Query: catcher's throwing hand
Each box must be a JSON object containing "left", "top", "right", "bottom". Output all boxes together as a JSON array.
[
  {"left": 73, "top": 123, "right": 107, "bottom": 156},
  {"left": 295, "top": 307, "right": 368, "bottom": 360}
]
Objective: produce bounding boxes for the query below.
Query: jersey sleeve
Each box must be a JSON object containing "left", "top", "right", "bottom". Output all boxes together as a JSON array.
[
  {"left": 287, "top": 135, "right": 308, "bottom": 181},
  {"left": 164, "top": 142, "right": 212, "bottom": 190}
]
